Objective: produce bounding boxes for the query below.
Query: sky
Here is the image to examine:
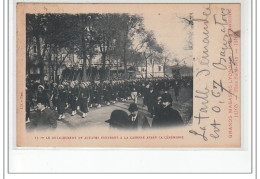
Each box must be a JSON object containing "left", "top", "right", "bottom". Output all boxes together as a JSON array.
[
  {"left": 142, "top": 12, "right": 193, "bottom": 67},
  {"left": 90, "top": 10, "right": 194, "bottom": 67}
]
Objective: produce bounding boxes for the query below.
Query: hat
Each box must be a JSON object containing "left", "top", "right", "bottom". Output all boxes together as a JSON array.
[
  {"left": 128, "top": 103, "right": 138, "bottom": 112},
  {"left": 70, "top": 81, "right": 75, "bottom": 87},
  {"left": 38, "top": 85, "right": 44, "bottom": 90},
  {"left": 58, "top": 84, "right": 64, "bottom": 89},
  {"left": 80, "top": 82, "right": 86, "bottom": 88},
  {"left": 161, "top": 93, "right": 173, "bottom": 103},
  {"left": 105, "top": 110, "right": 131, "bottom": 128}
]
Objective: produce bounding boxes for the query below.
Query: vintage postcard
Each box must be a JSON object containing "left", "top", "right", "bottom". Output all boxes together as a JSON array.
[{"left": 16, "top": 3, "right": 240, "bottom": 147}]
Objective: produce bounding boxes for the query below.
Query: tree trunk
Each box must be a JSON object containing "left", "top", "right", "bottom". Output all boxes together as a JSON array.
[
  {"left": 152, "top": 60, "right": 154, "bottom": 77},
  {"left": 116, "top": 59, "right": 119, "bottom": 79},
  {"left": 48, "top": 47, "right": 52, "bottom": 90},
  {"left": 123, "top": 29, "right": 128, "bottom": 76},
  {"left": 101, "top": 53, "right": 106, "bottom": 80},
  {"left": 81, "top": 34, "right": 87, "bottom": 82},
  {"left": 108, "top": 55, "right": 111, "bottom": 80},
  {"left": 54, "top": 64, "right": 58, "bottom": 84},
  {"left": 26, "top": 46, "right": 31, "bottom": 76},
  {"left": 54, "top": 50, "right": 58, "bottom": 83},
  {"left": 88, "top": 55, "right": 93, "bottom": 80},
  {"left": 145, "top": 58, "right": 148, "bottom": 79},
  {"left": 35, "top": 35, "right": 44, "bottom": 83}
]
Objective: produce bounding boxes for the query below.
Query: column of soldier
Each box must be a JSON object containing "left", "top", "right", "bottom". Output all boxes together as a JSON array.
[{"left": 26, "top": 77, "right": 193, "bottom": 121}]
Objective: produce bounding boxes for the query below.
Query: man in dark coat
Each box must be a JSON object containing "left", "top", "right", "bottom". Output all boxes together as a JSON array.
[
  {"left": 146, "top": 86, "right": 158, "bottom": 118},
  {"left": 128, "top": 103, "right": 150, "bottom": 129},
  {"left": 143, "top": 83, "right": 150, "bottom": 107},
  {"left": 173, "top": 80, "right": 181, "bottom": 101},
  {"left": 152, "top": 93, "right": 184, "bottom": 128},
  {"left": 29, "top": 97, "right": 57, "bottom": 130}
]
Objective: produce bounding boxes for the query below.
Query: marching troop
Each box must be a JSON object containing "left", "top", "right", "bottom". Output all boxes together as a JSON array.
[{"left": 26, "top": 77, "right": 193, "bottom": 129}]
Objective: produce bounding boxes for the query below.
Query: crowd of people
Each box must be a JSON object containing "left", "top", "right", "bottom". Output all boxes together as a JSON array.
[{"left": 26, "top": 77, "right": 193, "bottom": 130}]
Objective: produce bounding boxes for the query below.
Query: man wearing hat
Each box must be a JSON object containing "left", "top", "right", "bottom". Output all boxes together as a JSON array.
[
  {"left": 28, "top": 97, "right": 57, "bottom": 130},
  {"left": 105, "top": 110, "right": 131, "bottom": 129},
  {"left": 152, "top": 93, "right": 184, "bottom": 128},
  {"left": 128, "top": 103, "right": 150, "bottom": 129}
]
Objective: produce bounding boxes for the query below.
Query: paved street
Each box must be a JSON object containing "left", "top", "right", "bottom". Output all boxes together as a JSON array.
[
  {"left": 29, "top": 88, "right": 193, "bottom": 130},
  {"left": 56, "top": 99, "right": 152, "bottom": 130}
]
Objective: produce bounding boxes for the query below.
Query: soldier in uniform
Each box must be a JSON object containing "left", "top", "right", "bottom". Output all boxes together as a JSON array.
[
  {"left": 79, "top": 82, "right": 90, "bottom": 118},
  {"left": 50, "top": 83, "right": 58, "bottom": 110},
  {"left": 110, "top": 81, "right": 117, "bottom": 104},
  {"left": 88, "top": 81, "right": 94, "bottom": 108},
  {"left": 130, "top": 83, "right": 138, "bottom": 104},
  {"left": 103, "top": 82, "right": 111, "bottom": 106},
  {"left": 62, "top": 81, "right": 70, "bottom": 109},
  {"left": 57, "top": 84, "right": 67, "bottom": 120},
  {"left": 69, "top": 81, "right": 79, "bottom": 116},
  {"left": 96, "top": 81, "right": 102, "bottom": 108},
  {"left": 126, "top": 82, "right": 131, "bottom": 100},
  {"left": 36, "top": 85, "right": 49, "bottom": 108},
  {"left": 92, "top": 82, "right": 98, "bottom": 107},
  {"left": 118, "top": 82, "right": 125, "bottom": 101}
]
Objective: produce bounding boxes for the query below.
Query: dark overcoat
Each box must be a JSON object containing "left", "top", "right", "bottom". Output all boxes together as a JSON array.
[{"left": 152, "top": 106, "right": 184, "bottom": 128}]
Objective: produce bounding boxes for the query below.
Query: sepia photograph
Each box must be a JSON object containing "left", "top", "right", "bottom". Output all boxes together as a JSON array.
[{"left": 25, "top": 13, "right": 193, "bottom": 131}]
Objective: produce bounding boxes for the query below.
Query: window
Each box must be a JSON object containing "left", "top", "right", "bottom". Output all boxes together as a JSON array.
[
  {"left": 158, "top": 66, "right": 161, "bottom": 71},
  {"left": 142, "top": 68, "right": 145, "bottom": 72}
]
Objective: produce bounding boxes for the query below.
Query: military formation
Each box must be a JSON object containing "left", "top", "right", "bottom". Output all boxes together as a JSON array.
[{"left": 26, "top": 77, "right": 193, "bottom": 128}]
